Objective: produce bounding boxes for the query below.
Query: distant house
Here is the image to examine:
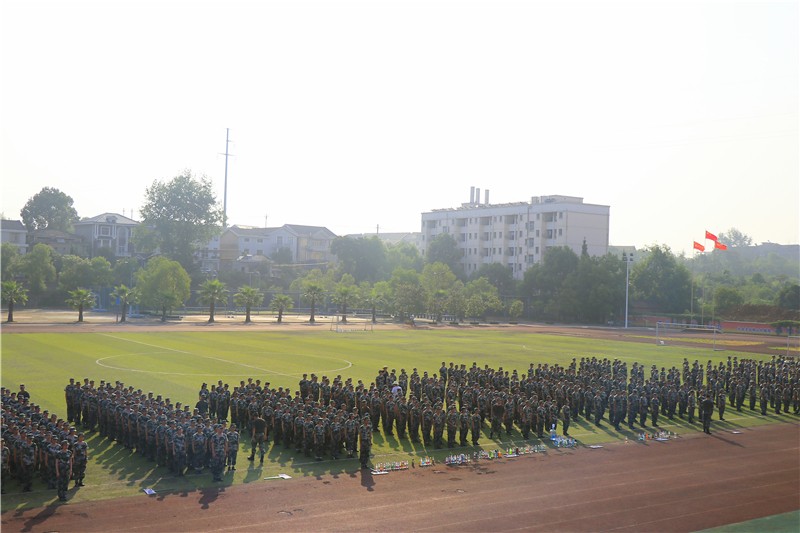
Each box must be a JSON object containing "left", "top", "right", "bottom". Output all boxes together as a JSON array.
[
  {"left": 216, "top": 224, "right": 337, "bottom": 272},
  {"left": 73, "top": 213, "right": 138, "bottom": 259},
  {"left": 219, "top": 226, "right": 276, "bottom": 271},
  {"left": 283, "top": 224, "right": 337, "bottom": 265},
  {"left": 1, "top": 219, "right": 28, "bottom": 254},
  {"left": 31, "top": 229, "right": 85, "bottom": 256},
  {"left": 195, "top": 233, "right": 221, "bottom": 275}
]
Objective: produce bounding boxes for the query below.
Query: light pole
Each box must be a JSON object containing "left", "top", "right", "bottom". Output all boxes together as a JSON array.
[{"left": 623, "top": 252, "right": 634, "bottom": 328}]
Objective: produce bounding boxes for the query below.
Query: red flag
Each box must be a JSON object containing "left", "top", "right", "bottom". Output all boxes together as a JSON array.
[
  {"left": 693, "top": 241, "right": 705, "bottom": 252},
  {"left": 705, "top": 230, "right": 718, "bottom": 241},
  {"left": 714, "top": 241, "right": 728, "bottom": 250}
]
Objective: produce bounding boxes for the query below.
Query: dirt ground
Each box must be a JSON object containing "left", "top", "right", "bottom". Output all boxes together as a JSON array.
[{"left": 2, "top": 313, "right": 798, "bottom": 532}]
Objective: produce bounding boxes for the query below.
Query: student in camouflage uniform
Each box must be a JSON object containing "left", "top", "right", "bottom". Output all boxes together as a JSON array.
[
  {"left": 55, "top": 440, "right": 72, "bottom": 502},
  {"left": 459, "top": 407, "right": 470, "bottom": 447},
  {"left": 209, "top": 425, "right": 228, "bottom": 482},
  {"left": 19, "top": 434, "right": 35, "bottom": 492},
  {"left": 359, "top": 415, "right": 372, "bottom": 469},
  {"left": 191, "top": 426, "right": 207, "bottom": 474},
  {"left": 345, "top": 412, "right": 359, "bottom": 458},
  {"left": 329, "top": 416, "right": 343, "bottom": 460},
  {"left": 489, "top": 397, "right": 504, "bottom": 438},
  {"left": 701, "top": 394, "right": 715, "bottom": 434},
  {"left": 173, "top": 427, "right": 187, "bottom": 476},
  {"left": 226, "top": 424, "right": 239, "bottom": 471},
  {"left": 717, "top": 392, "right": 726, "bottom": 421},
  {"left": 72, "top": 433, "right": 88, "bottom": 487},
  {"left": 650, "top": 394, "right": 660, "bottom": 427},
  {"left": 561, "top": 403, "right": 571, "bottom": 436},
  {"left": 432, "top": 405, "right": 445, "bottom": 448},
  {"left": 446, "top": 405, "right": 459, "bottom": 448},
  {"left": 687, "top": 389, "right": 697, "bottom": 424}
]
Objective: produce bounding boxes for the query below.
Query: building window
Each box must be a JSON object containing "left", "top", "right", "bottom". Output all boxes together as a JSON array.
[
  {"left": 535, "top": 230, "right": 540, "bottom": 237},
  {"left": 99, "top": 226, "right": 111, "bottom": 236},
  {"left": 547, "top": 229, "right": 553, "bottom": 239},
  {"left": 535, "top": 246, "right": 539, "bottom": 254},
  {"left": 558, "top": 229, "right": 563, "bottom": 236},
  {"left": 559, "top": 212, "right": 563, "bottom": 219}
]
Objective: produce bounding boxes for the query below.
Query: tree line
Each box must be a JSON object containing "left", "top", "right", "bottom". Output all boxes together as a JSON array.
[{"left": 1, "top": 178, "right": 798, "bottom": 325}]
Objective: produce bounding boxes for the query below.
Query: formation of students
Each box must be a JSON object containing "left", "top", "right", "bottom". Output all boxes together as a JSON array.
[
  {"left": 2, "top": 353, "right": 797, "bottom": 498},
  {"left": 2, "top": 385, "right": 88, "bottom": 501}
]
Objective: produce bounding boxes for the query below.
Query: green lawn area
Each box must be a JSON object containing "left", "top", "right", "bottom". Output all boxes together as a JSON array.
[{"left": 1, "top": 328, "right": 793, "bottom": 509}]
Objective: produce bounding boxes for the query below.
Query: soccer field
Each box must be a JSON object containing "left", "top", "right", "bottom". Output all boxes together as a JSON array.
[{"left": 1, "top": 327, "right": 792, "bottom": 508}]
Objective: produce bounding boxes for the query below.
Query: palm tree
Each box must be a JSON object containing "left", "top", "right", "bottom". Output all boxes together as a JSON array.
[
  {"left": 332, "top": 284, "right": 358, "bottom": 323},
  {"left": 363, "top": 286, "right": 388, "bottom": 324},
  {"left": 2, "top": 281, "right": 28, "bottom": 323},
  {"left": 233, "top": 285, "right": 264, "bottom": 324},
  {"left": 66, "top": 288, "right": 96, "bottom": 322},
  {"left": 303, "top": 282, "right": 325, "bottom": 324},
  {"left": 198, "top": 279, "right": 228, "bottom": 323},
  {"left": 269, "top": 294, "right": 294, "bottom": 323},
  {"left": 111, "top": 284, "right": 138, "bottom": 323}
]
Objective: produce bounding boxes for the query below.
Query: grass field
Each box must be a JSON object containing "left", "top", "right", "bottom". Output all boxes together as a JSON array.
[{"left": 1, "top": 327, "right": 795, "bottom": 510}]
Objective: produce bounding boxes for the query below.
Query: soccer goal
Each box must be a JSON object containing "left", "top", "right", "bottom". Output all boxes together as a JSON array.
[
  {"left": 787, "top": 336, "right": 800, "bottom": 358},
  {"left": 329, "top": 314, "right": 374, "bottom": 333},
  {"left": 655, "top": 322, "right": 723, "bottom": 350}
]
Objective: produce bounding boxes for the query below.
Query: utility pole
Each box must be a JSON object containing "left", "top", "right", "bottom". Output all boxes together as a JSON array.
[{"left": 221, "top": 128, "right": 232, "bottom": 228}]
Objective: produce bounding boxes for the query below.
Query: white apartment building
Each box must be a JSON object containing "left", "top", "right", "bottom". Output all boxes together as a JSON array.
[{"left": 421, "top": 190, "right": 610, "bottom": 279}]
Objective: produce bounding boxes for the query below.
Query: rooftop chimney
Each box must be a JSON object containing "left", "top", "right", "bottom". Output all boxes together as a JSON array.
[
  {"left": 485, "top": 189, "right": 490, "bottom": 205},
  {"left": 470, "top": 186, "right": 475, "bottom": 204},
  {"left": 476, "top": 188, "right": 481, "bottom": 204}
]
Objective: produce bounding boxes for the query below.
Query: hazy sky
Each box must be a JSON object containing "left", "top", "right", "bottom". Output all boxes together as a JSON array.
[{"left": 2, "top": 0, "right": 797, "bottom": 255}]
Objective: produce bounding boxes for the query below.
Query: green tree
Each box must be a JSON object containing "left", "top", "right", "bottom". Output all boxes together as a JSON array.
[
  {"left": 331, "top": 236, "right": 388, "bottom": 283},
  {"left": 386, "top": 242, "right": 424, "bottom": 273},
  {"left": 1, "top": 243, "right": 20, "bottom": 282},
  {"left": 330, "top": 274, "right": 358, "bottom": 323},
  {"left": 136, "top": 257, "right": 191, "bottom": 321},
  {"left": 389, "top": 268, "right": 424, "bottom": 320},
  {"left": 777, "top": 283, "right": 799, "bottom": 311},
  {"left": 269, "top": 293, "right": 294, "bottom": 323},
  {"left": 508, "top": 299, "right": 524, "bottom": 320},
  {"left": 111, "top": 284, "right": 138, "bottom": 322},
  {"left": 714, "top": 286, "right": 744, "bottom": 316},
  {"left": 303, "top": 282, "right": 325, "bottom": 324},
  {"left": 520, "top": 247, "right": 579, "bottom": 321},
  {"left": 198, "top": 279, "right": 228, "bottom": 323},
  {"left": 234, "top": 285, "right": 265, "bottom": 323},
  {"left": 426, "top": 233, "right": 463, "bottom": 278},
  {"left": 471, "top": 263, "right": 517, "bottom": 298},
  {"left": 59, "top": 255, "right": 113, "bottom": 291},
  {"left": 138, "top": 171, "right": 223, "bottom": 271},
  {"left": 462, "top": 277, "right": 503, "bottom": 319},
  {"left": 16, "top": 243, "right": 56, "bottom": 297},
  {"left": 66, "top": 288, "right": 96, "bottom": 322},
  {"left": 112, "top": 258, "right": 142, "bottom": 287},
  {"left": 420, "top": 262, "right": 460, "bottom": 320},
  {"left": 363, "top": 281, "right": 391, "bottom": 323},
  {"left": 719, "top": 228, "right": 753, "bottom": 248},
  {"left": 1, "top": 280, "right": 28, "bottom": 322},
  {"left": 20, "top": 187, "right": 79, "bottom": 232},
  {"left": 631, "top": 245, "right": 691, "bottom": 314}
]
